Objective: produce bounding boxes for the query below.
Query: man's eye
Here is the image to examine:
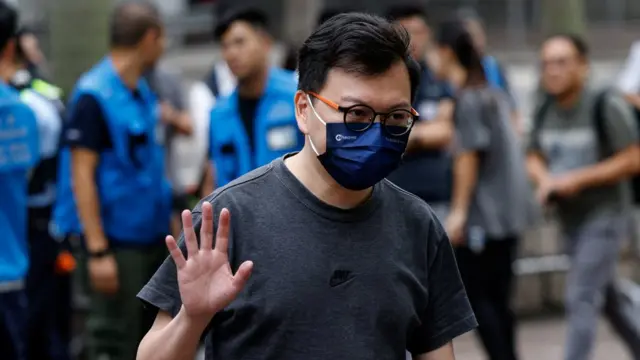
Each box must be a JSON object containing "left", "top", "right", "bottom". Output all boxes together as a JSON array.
[{"left": 349, "top": 109, "right": 367, "bottom": 117}]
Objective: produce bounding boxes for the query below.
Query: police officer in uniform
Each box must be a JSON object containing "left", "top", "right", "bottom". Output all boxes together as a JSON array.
[
  {"left": 10, "top": 26, "right": 70, "bottom": 360},
  {"left": 53, "top": 3, "right": 170, "bottom": 359},
  {"left": 202, "top": 7, "right": 302, "bottom": 191},
  {"left": 0, "top": 4, "right": 40, "bottom": 359},
  {"left": 385, "top": 5, "right": 456, "bottom": 222}
]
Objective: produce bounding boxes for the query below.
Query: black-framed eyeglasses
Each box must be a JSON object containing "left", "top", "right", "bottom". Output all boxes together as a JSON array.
[{"left": 308, "top": 91, "right": 418, "bottom": 136}]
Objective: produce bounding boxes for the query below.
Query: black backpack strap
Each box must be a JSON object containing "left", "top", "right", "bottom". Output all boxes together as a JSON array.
[
  {"left": 592, "top": 89, "right": 611, "bottom": 156},
  {"left": 204, "top": 68, "right": 220, "bottom": 98},
  {"left": 530, "top": 94, "right": 553, "bottom": 150}
]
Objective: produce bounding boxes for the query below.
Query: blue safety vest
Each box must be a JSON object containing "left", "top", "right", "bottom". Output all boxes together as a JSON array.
[
  {"left": 54, "top": 57, "right": 171, "bottom": 243},
  {"left": 482, "top": 55, "right": 507, "bottom": 91},
  {"left": 0, "top": 82, "right": 40, "bottom": 283},
  {"left": 210, "top": 68, "right": 302, "bottom": 187}
]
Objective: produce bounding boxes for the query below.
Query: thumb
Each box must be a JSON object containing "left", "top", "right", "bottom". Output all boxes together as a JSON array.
[{"left": 232, "top": 261, "right": 254, "bottom": 291}]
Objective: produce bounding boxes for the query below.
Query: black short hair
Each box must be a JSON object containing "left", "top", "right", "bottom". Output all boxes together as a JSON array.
[
  {"left": 15, "top": 26, "right": 33, "bottom": 62},
  {"left": 298, "top": 13, "right": 420, "bottom": 101},
  {"left": 15, "top": 26, "right": 34, "bottom": 38},
  {"left": 384, "top": 4, "right": 428, "bottom": 23},
  {"left": 545, "top": 33, "right": 589, "bottom": 59},
  {"left": 109, "top": 1, "right": 162, "bottom": 48},
  {"left": 0, "top": 2, "right": 17, "bottom": 53},
  {"left": 214, "top": 7, "right": 268, "bottom": 40},
  {"left": 316, "top": 7, "right": 357, "bottom": 28},
  {"left": 436, "top": 19, "right": 487, "bottom": 87}
]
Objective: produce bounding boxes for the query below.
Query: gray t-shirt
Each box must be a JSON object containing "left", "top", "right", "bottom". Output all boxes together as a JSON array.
[
  {"left": 528, "top": 87, "right": 638, "bottom": 228},
  {"left": 137, "top": 155, "right": 477, "bottom": 360},
  {"left": 145, "top": 66, "right": 186, "bottom": 146},
  {"left": 145, "top": 67, "right": 186, "bottom": 181},
  {"left": 455, "top": 87, "right": 532, "bottom": 238}
]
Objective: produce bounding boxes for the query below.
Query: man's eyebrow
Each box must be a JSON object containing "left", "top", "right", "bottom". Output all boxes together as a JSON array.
[{"left": 339, "top": 96, "right": 411, "bottom": 110}]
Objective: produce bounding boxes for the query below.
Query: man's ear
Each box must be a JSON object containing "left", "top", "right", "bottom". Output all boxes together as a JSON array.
[
  {"left": 260, "top": 31, "right": 274, "bottom": 50},
  {"left": 1, "top": 38, "right": 16, "bottom": 63},
  {"left": 294, "top": 90, "right": 310, "bottom": 135}
]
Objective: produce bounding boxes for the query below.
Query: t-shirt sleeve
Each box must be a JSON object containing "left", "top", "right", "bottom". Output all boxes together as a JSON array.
[
  {"left": 603, "top": 91, "right": 639, "bottom": 151},
  {"left": 441, "top": 82, "right": 455, "bottom": 100},
  {"left": 162, "top": 72, "right": 187, "bottom": 111},
  {"left": 63, "top": 94, "right": 110, "bottom": 152},
  {"left": 137, "top": 210, "right": 203, "bottom": 317},
  {"left": 407, "top": 217, "right": 477, "bottom": 355},
  {"left": 454, "top": 92, "right": 490, "bottom": 152}
]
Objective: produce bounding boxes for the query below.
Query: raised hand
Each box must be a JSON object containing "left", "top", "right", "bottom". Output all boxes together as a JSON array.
[{"left": 165, "top": 202, "right": 253, "bottom": 321}]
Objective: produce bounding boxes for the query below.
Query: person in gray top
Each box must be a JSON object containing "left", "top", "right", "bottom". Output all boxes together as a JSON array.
[
  {"left": 433, "top": 20, "right": 531, "bottom": 360},
  {"left": 527, "top": 34, "right": 640, "bottom": 360},
  {"left": 145, "top": 66, "right": 194, "bottom": 237},
  {"left": 136, "top": 13, "right": 476, "bottom": 360}
]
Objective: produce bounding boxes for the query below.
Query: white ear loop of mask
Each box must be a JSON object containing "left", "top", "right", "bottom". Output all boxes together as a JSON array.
[{"left": 307, "top": 94, "right": 327, "bottom": 156}]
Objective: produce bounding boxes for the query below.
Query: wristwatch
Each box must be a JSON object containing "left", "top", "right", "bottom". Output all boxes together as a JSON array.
[{"left": 88, "top": 248, "right": 112, "bottom": 259}]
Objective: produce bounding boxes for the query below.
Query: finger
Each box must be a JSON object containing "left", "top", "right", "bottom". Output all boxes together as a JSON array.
[
  {"left": 109, "top": 259, "right": 120, "bottom": 294},
  {"left": 200, "top": 202, "right": 214, "bottom": 250},
  {"left": 166, "top": 235, "right": 186, "bottom": 269},
  {"left": 214, "top": 208, "right": 230, "bottom": 255},
  {"left": 232, "top": 260, "right": 254, "bottom": 290},
  {"left": 182, "top": 210, "right": 198, "bottom": 258},
  {"left": 111, "top": 276, "right": 120, "bottom": 295}
]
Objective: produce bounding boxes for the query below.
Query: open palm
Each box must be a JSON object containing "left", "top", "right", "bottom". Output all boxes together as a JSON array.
[{"left": 166, "top": 202, "right": 253, "bottom": 320}]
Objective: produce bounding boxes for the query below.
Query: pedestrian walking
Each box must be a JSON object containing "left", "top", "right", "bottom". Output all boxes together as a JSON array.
[{"left": 137, "top": 13, "right": 477, "bottom": 360}]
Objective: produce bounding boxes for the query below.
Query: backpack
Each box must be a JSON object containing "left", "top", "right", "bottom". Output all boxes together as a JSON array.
[
  {"left": 204, "top": 68, "right": 220, "bottom": 98},
  {"left": 532, "top": 90, "right": 640, "bottom": 204}
]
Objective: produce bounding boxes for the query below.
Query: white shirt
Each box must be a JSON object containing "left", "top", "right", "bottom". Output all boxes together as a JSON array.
[{"left": 618, "top": 41, "right": 640, "bottom": 94}]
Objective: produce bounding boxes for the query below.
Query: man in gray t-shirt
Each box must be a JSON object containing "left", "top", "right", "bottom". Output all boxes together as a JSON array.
[
  {"left": 145, "top": 66, "right": 194, "bottom": 236},
  {"left": 136, "top": 13, "right": 476, "bottom": 360},
  {"left": 453, "top": 88, "right": 531, "bottom": 239},
  {"left": 527, "top": 34, "right": 640, "bottom": 360}
]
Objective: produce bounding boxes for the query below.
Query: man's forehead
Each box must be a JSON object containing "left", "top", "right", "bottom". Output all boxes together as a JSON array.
[
  {"left": 222, "top": 21, "right": 260, "bottom": 39},
  {"left": 542, "top": 38, "right": 577, "bottom": 56},
  {"left": 398, "top": 16, "right": 427, "bottom": 28},
  {"left": 322, "top": 67, "right": 411, "bottom": 107}
]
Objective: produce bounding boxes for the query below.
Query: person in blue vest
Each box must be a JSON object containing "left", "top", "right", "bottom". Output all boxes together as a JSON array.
[
  {"left": 0, "top": 3, "right": 41, "bottom": 360},
  {"left": 10, "top": 26, "right": 71, "bottom": 360},
  {"left": 456, "top": 8, "right": 524, "bottom": 136},
  {"left": 203, "top": 7, "right": 302, "bottom": 191},
  {"left": 53, "top": 2, "right": 171, "bottom": 359},
  {"left": 384, "top": 4, "right": 456, "bottom": 223}
]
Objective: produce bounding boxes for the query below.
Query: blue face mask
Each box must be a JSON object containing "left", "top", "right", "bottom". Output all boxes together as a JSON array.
[{"left": 307, "top": 95, "right": 410, "bottom": 191}]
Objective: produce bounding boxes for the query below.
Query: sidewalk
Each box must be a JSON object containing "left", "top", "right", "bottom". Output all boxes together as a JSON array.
[{"left": 455, "top": 317, "right": 631, "bottom": 360}]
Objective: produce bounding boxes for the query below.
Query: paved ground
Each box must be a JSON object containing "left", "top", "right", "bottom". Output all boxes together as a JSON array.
[{"left": 454, "top": 317, "right": 631, "bottom": 360}]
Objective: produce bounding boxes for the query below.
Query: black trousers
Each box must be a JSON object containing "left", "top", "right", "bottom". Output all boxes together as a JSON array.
[
  {"left": 26, "top": 217, "right": 72, "bottom": 360},
  {"left": 455, "top": 236, "right": 519, "bottom": 360}
]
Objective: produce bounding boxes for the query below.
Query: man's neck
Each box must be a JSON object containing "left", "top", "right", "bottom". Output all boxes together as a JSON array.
[
  {"left": 238, "top": 65, "right": 268, "bottom": 98},
  {"left": 284, "top": 146, "right": 373, "bottom": 210},
  {"left": 555, "top": 84, "right": 584, "bottom": 109},
  {"left": 110, "top": 49, "right": 143, "bottom": 90},
  {"left": 448, "top": 64, "right": 467, "bottom": 90}
]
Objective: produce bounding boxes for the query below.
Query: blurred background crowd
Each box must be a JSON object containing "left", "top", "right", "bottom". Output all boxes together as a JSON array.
[{"left": 2, "top": 0, "right": 640, "bottom": 359}]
